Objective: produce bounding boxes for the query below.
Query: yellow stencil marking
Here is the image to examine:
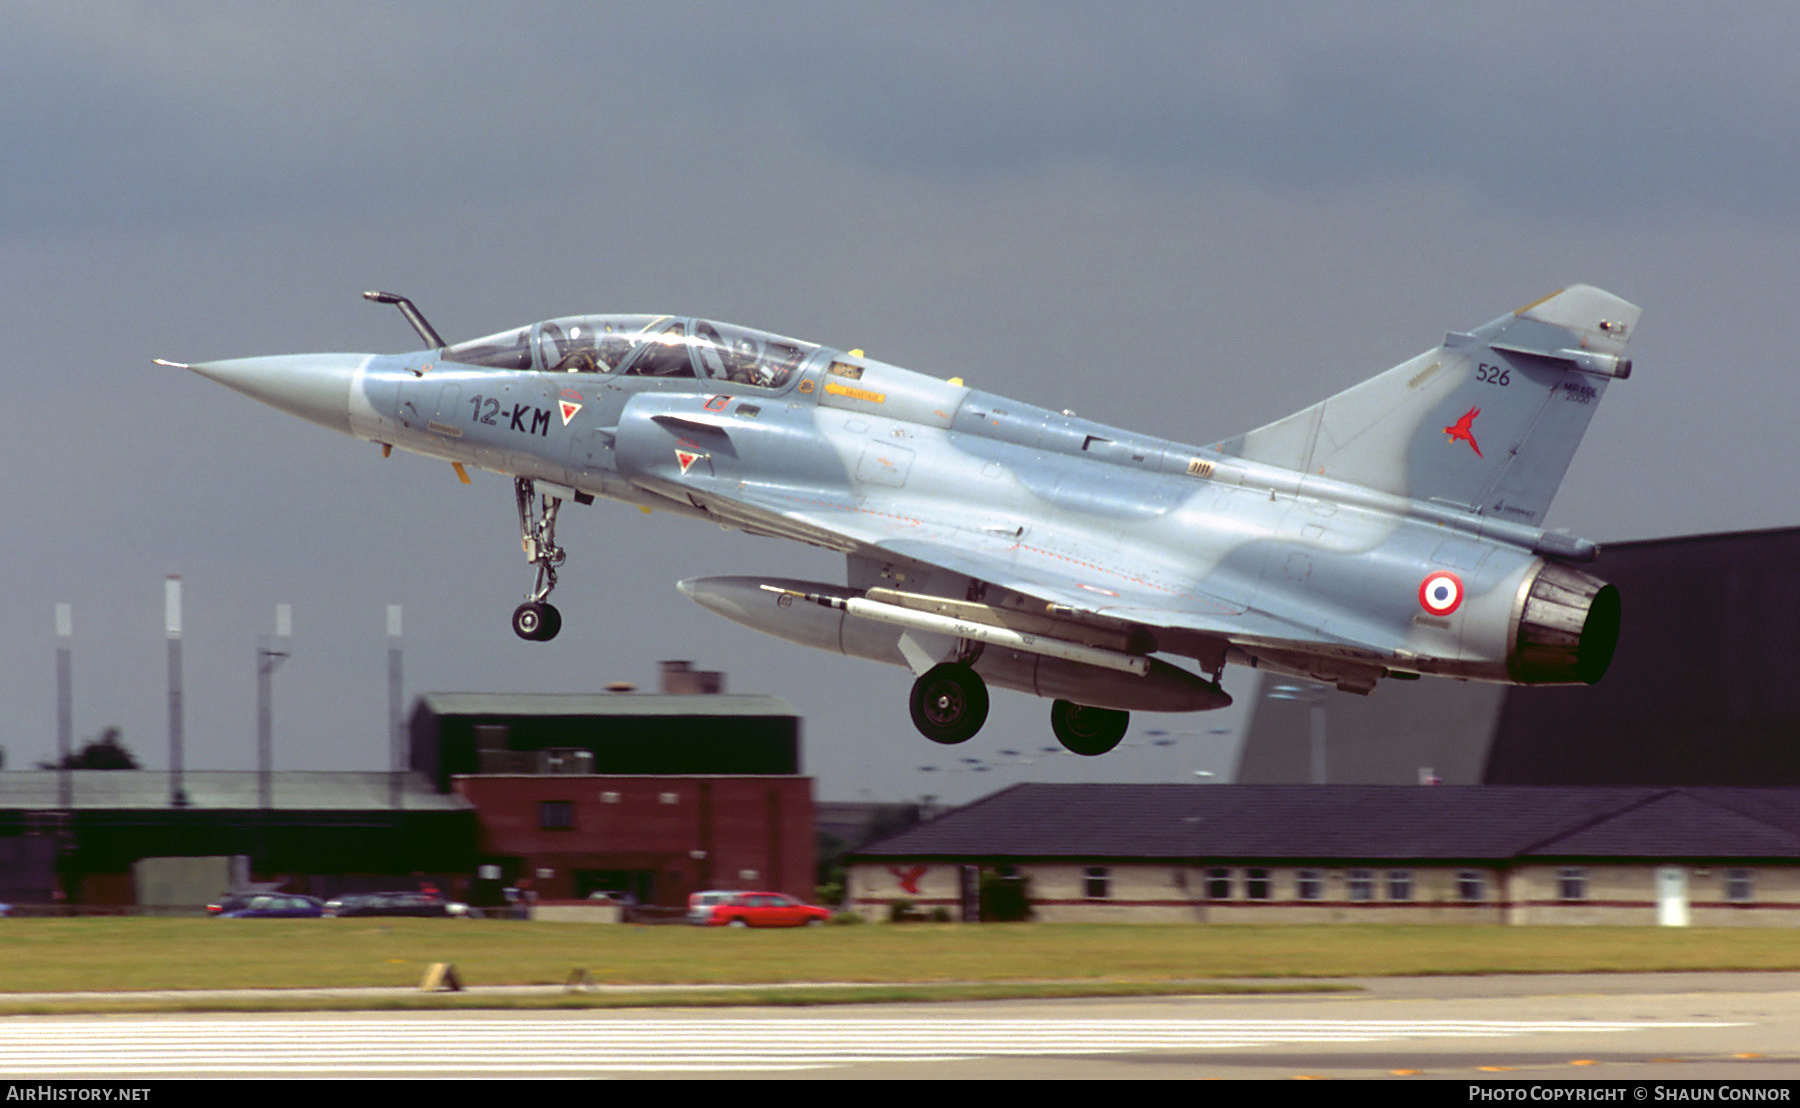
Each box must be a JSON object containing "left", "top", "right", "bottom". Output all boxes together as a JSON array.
[{"left": 825, "top": 381, "right": 886, "bottom": 404}]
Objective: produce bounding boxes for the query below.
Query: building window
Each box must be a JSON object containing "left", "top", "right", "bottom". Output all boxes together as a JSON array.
[
  {"left": 539, "top": 800, "right": 574, "bottom": 830},
  {"left": 1457, "top": 870, "right": 1486, "bottom": 902},
  {"left": 1296, "top": 869, "right": 1323, "bottom": 900},
  {"left": 1245, "top": 868, "right": 1271, "bottom": 900},
  {"left": 1726, "top": 868, "right": 1754, "bottom": 903},
  {"left": 1347, "top": 869, "right": 1374, "bottom": 901},
  {"left": 1386, "top": 869, "right": 1413, "bottom": 902},
  {"left": 1206, "top": 867, "right": 1232, "bottom": 900},
  {"left": 1558, "top": 867, "right": 1587, "bottom": 901},
  {"left": 1084, "top": 866, "right": 1110, "bottom": 900}
]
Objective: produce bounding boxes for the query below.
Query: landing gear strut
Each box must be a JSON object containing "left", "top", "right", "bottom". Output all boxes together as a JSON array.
[
  {"left": 1050, "top": 699, "right": 1129, "bottom": 756},
  {"left": 512, "top": 477, "right": 565, "bottom": 641},
  {"left": 908, "top": 663, "right": 989, "bottom": 744}
]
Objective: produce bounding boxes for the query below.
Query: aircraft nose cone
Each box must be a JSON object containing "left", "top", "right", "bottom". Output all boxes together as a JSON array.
[
  {"left": 676, "top": 577, "right": 736, "bottom": 617},
  {"left": 677, "top": 576, "right": 768, "bottom": 622},
  {"left": 185, "top": 353, "right": 366, "bottom": 437}
]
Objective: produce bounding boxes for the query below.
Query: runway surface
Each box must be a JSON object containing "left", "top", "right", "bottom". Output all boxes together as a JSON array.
[{"left": 2, "top": 974, "right": 1797, "bottom": 1080}]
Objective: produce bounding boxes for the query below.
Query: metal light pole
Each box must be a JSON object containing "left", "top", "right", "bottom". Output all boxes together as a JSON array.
[
  {"left": 387, "top": 605, "right": 404, "bottom": 810},
  {"left": 256, "top": 605, "right": 292, "bottom": 811},
  {"left": 55, "top": 604, "right": 72, "bottom": 810},
  {"left": 166, "top": 576, "right": 188, "bottom": 807}
]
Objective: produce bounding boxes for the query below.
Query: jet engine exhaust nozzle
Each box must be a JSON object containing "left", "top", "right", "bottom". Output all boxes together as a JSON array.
[{"left": 1509, "top": 561, "right": 1621, "bottom": 686}]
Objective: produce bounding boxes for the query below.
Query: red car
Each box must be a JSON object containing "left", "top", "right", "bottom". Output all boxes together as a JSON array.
[{"left": 705, "top": 892, "right": 830, "bottom": 928}]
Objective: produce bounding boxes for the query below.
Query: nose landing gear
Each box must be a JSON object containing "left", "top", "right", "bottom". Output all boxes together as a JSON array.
[
  {"left": 512, "top": 477, "right": 565, "bottom": 641},
  {"left": 511, "top": 598, "right": 561, "bottom": 641}
]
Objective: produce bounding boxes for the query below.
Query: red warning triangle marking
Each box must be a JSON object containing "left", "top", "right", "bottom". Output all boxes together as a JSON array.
[
  {"left": 559, "top": 400, "right": 582, "bottom": 426},
  {"left": 675, "top": 449, "right": 705, "bottom": 475}
]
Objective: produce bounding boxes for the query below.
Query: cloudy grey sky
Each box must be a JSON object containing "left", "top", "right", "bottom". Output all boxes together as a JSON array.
[{"left": 3, "top": 2, "right": 1796, "bottom": 804}]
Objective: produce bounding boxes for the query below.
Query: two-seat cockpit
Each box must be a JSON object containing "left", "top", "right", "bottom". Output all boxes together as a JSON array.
[
  {"left": 441, "top": 315, "right": 820, "bottom": 391},
  {"left": 433, "top": 314, "right": 825, "bottom": 643}
]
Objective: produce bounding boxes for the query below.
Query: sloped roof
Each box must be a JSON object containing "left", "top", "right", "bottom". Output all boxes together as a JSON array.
[
  {"left": 1525, "top": 789, "right": 1800, "bottom": 858},
  {"left": 1688, "top": 787, "right": 1800, "bottom": 838},
  {"left": 848, "top": 784, "right": 1800, "bottom": 862}
]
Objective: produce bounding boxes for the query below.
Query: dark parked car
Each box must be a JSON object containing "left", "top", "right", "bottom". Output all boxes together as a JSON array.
[
  {"left": 207, "top": 893, "right": 325, "bottom": 919},
  {"left": 327, "top": 892, "right": 470, "bottom": 918}
]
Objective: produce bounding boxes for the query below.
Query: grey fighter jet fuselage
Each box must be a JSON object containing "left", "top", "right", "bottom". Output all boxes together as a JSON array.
[{"left": 173, "top": 286, "right": 1635, "bottom": 755}]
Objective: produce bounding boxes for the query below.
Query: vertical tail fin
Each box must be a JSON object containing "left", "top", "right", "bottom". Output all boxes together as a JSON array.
[{"left": 1215, "top": 285, "right": 1639, "bottom": 526}]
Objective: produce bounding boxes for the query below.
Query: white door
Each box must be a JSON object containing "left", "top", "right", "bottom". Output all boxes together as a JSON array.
[{"left": 1656, "top": 865, "right": 1689, "bottom": 927}]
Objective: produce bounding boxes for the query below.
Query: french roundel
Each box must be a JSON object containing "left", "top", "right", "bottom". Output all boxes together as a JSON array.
[{"left": 1418, "top": 571, "right": 1464, "bottom": 616}]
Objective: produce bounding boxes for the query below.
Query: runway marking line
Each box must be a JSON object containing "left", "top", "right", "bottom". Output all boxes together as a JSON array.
[{"left": 0, "top": 1015, "right": 1754, "bottom": 1076}]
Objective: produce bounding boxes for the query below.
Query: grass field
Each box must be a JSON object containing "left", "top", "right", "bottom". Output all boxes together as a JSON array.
[{"left": 3, "top": 919, "right": 1799, "bottom": 1010}]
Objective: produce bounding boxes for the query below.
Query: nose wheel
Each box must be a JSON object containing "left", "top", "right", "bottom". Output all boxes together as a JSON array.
[
  {"left": 512, "top": 600, "right": 562, "bottom": 642},
  {"left": 513, "top": 477, "right": 566, "bottom": 642}
]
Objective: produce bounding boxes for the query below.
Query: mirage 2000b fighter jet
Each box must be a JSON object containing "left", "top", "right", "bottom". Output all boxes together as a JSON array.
[{"left": 169, "top": 285, "right": 1634, "bottom": 755}]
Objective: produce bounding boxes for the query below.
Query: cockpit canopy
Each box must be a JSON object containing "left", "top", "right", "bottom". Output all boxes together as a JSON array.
[{"left": 441, "top": 315, "right": 820, "bottom": 391}]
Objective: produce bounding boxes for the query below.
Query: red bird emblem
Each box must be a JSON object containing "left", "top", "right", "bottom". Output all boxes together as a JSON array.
[
  {"left": 1443, "top": 406, "right": 1483, "bottom": 457},
  {"left": 888, "top": 865, "right": 928, "bottom": 895}
]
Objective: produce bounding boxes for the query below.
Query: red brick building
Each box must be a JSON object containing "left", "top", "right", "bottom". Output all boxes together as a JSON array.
[
  {"left": 455, "top": 774, "right": 813, "bottom": 906},
  {"left": 409, "top": 669, "right": 814, "bottom": 910}
]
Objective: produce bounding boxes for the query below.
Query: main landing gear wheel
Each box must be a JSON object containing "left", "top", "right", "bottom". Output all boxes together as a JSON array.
[
  {"left": 512, "top": 476, "right": 567, "bottom": 642},
  {"left": 512, "top": 601, "right": 562, "bottom": 642},
  {"left": 1050, "top": 699, "right": 1129, "bottom": 756},
  {"left": 909, "top": 663, "right": 989, "bottom": 745}
]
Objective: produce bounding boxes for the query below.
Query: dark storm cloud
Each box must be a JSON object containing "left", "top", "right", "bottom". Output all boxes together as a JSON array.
[
  {"left": 0, "top": 4, "right": 560, "bottom": 233},
  {"left": 7, "top": 3, "right": 1797, "bottom": 238},
  {"left": 768, "top": 3, "right": 1800, "bottom": 219}
]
